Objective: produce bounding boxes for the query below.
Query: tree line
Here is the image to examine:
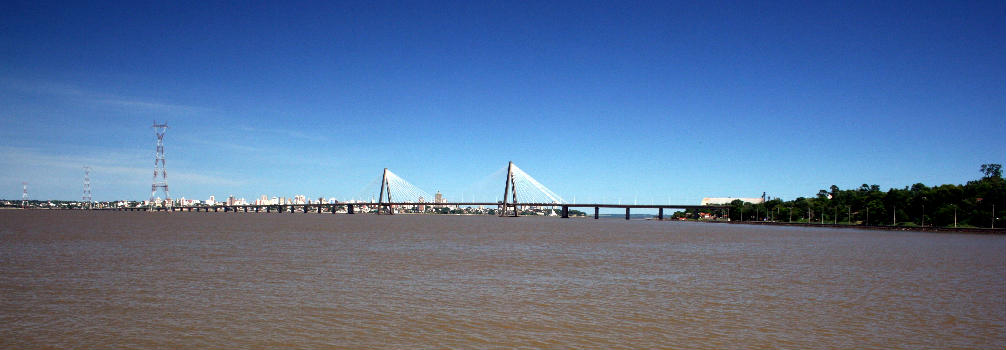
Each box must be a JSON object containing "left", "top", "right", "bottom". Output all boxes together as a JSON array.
[{"left": 678, "top": 164, "right": 1006, "bottom": 228}]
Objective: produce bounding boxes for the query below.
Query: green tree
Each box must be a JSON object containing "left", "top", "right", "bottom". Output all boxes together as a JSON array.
[{"left": 980, "top": 163, "right": 1002, "bottom": 178}]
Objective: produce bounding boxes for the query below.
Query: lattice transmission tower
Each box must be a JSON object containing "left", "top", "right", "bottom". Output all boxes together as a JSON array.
[
  {"left": 82, "top": 166, "right": 92, "bottom": 209},
  {"left": 149, "top": 121, "right": 171, "bottom": 211},
  {"left": 21, "top": 182, "right": 28, "bottom": 208}
]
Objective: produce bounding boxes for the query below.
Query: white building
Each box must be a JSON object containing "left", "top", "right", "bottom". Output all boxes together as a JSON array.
[{"left": 701, "top": 197, "right": 765, "bottom": 205}]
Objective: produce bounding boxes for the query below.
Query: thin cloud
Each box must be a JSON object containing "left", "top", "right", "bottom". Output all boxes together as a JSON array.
[
  {"left": 0, "top": 145, "right": 242, "bottom": 188},
  {"left": 2, "top": 78, "right": 210, "bottom": 115},
  {"left": 94, "top": 98, "right": 209, "bottom": 114},
  {"left": 237, "top": 125, "right": 329, "bottom": 142}
]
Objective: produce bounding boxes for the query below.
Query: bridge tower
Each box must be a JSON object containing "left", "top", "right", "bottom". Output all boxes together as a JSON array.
[
  {"left": 499, "top": 161, "right": 519, "bottom": 217},
  {"left": 21, "top": 182, "right": 28, "bottom": 208},
  {"left": 377, "top": 168, "right": 393, "bottom": 214},
  {"left": 149, "top": 121, "right": 171, "bottom": 211},
  {"left": 82, "top": 166, "right": 92, "bottom": 209}
]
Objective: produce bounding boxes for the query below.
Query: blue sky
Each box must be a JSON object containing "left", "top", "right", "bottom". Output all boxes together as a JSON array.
[{"left": 1, "top": 0, "right": 1003, "bottom": 206}]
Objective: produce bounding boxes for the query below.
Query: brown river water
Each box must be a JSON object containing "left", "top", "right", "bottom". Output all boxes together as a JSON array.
[{"left": 1, "top": 210, "right": 1003, "bottom": 349}]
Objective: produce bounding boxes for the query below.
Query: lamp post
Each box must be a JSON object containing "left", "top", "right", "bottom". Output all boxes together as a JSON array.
[{"left": 921, "top": 196, "right": 927, "bottom": 227}]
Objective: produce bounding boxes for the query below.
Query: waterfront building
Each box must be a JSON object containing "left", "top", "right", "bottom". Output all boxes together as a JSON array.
[
  {"left": 434, "top": 191, "right": 445, "bottom": 208},
  {"left": 701, "top": 197, "right": 765, "bottom": 205}
]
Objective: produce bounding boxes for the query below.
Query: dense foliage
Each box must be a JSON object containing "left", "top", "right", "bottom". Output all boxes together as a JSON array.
[{"left": 679, "top": 164, "right": 1006, "bottom": 228}]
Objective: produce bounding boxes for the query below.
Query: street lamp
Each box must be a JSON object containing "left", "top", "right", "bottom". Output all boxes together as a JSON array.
[
  {"left": 893, "top": 205, "right": 897, "bottom": 226},
  {"left": 952, "top": 204, "right": 957, "bottom": 228},
  {"left": 921, "top": 196, "right": 927, "bottom": 227}
]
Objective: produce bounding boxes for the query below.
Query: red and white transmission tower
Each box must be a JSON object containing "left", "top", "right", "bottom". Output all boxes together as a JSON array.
[
  {"left": 149, "top": 121, "right": 171, "bottom": 211},
  {"left": 82, "top": 166, "right": 92, "bottom": 209}
]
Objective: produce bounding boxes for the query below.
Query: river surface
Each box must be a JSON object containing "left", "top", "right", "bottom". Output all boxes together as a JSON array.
[{"left": 1, "top": 210, "right": 1003, "bottom": 349}]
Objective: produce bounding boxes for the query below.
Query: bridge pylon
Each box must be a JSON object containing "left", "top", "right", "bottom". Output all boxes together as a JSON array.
[
  {"left": 499, "top": 161, "right": 520, "bottom": 217},
  {"left": 377, "top": 168, "right": 393, "bottom": 215}
]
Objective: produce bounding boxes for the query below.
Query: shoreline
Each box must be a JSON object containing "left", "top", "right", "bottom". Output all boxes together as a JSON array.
[{"left": 700, "top": 219, "right": 1006, "bottom": 234}]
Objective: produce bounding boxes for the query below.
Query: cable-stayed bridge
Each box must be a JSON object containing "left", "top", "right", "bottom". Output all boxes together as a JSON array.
[{"left": 113, "top": 161, "right": 729, "bottom": 219}]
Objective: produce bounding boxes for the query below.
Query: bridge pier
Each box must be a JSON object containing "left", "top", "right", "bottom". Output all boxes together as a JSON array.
[
  {"left": 594, "top": 207, "right": 599, "bottom": 219},
  {"left": 348, "top": 204, "right": 355, "bottom": 214},
  {"left": 317, "top": 205, "right": 322, "bottom": 214},
  {"left": 331, "top": 204, "right": 336, "bottom": 214},
  {"left": 625, "top": 208, "right": 630, "bottom": 220},
  {"left": 561, "top": 205, "right": 569, "bottom": 218},
  {"left": 658, "top": 208, "right": 664, "bottom": 220},
  {"left": 303, "top": 205, "right": 308, "bottom": 213}
]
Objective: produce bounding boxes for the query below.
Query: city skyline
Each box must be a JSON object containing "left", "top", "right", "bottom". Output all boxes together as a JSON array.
[{"left": 2, "top": 1, "right": 1003, "bottom": 203}]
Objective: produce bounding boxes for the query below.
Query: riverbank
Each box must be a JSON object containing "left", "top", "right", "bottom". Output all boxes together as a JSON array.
[{"left": 704, "top": 220, "right": 1006, "bottom": 234}]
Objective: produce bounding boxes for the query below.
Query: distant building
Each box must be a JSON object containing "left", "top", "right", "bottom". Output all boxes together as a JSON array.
[{"left": 701, "top": 197, "right": 765, "bottom": 205}]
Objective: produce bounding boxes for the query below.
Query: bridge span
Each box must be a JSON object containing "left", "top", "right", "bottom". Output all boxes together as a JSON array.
[
  {"left": 111, "top": 202, "right": 729, "bottom": 220},
  {"left": 114, "top": 162, "right": 731, "bottom": 220}
]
